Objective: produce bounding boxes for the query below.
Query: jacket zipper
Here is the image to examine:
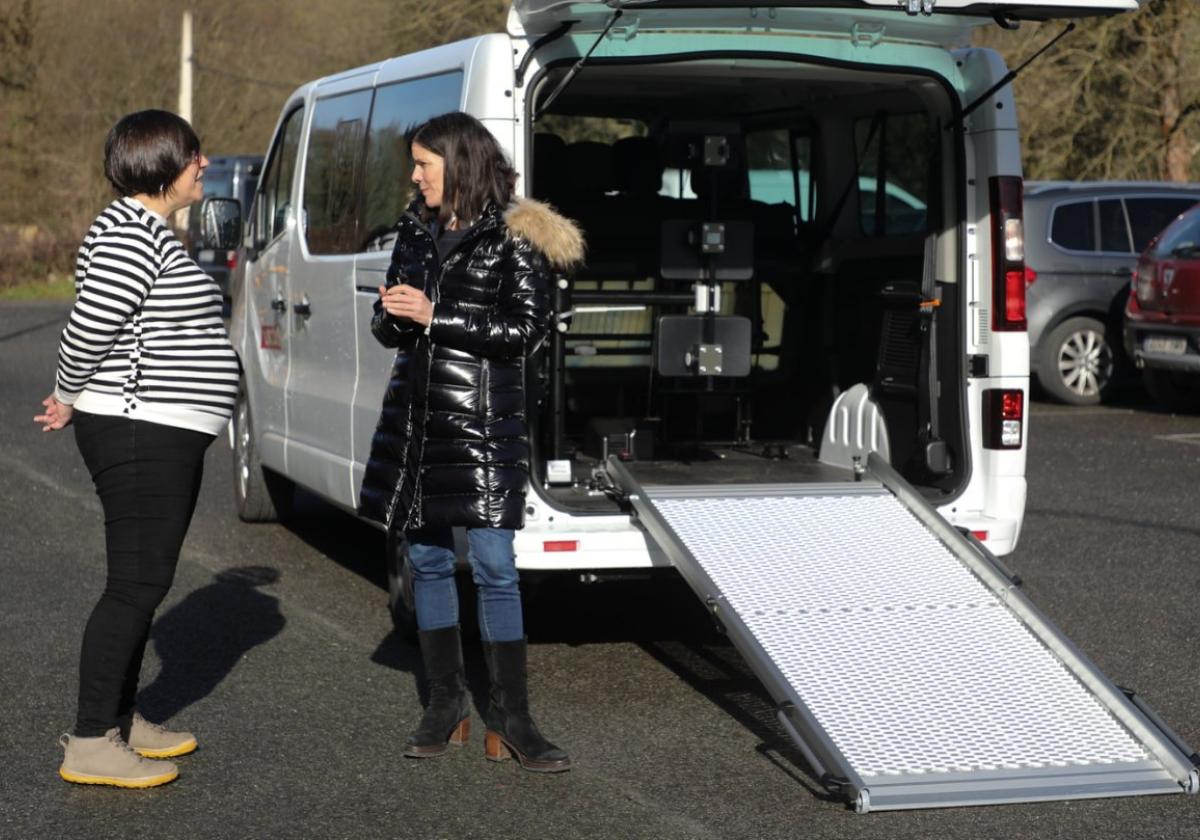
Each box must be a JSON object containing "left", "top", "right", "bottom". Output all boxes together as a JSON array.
[{"left": 479, "top": 358, "right": 490, "bottom": 420}]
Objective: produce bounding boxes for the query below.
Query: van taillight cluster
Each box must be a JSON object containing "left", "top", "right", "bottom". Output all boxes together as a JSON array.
[
  {"left": 983, "top": 388, "right": 1023, "bottom": 449},
  {"left": 225, "top": 250, "right": 239, "bottom": 270},
  {"left": 990, "top": 176, "right": 1027, "bottom": 331}
]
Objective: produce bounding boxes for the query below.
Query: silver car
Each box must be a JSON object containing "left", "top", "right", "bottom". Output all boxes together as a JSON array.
[{"left": 1024, "top": 181, "right": 1200, "bottom": 404}]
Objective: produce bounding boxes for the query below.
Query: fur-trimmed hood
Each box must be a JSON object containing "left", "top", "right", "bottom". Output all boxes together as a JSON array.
[{"left": 504, "top": 198, "right": 585, "bottom": 270}]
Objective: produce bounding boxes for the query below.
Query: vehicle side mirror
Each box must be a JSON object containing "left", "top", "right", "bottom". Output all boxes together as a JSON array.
[{"left": 199, "top": 197, "right": 242, "bottom": 251}]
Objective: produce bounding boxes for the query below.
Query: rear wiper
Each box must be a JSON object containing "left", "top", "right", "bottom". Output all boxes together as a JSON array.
[
  {"left": 533, "top": 8, "right": 624, "bottom": 122},
  {"left": 958, "top": 22, "right": 1075, "bottom": 127}
]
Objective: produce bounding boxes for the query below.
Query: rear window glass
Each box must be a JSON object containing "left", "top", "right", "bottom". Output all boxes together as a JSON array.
[
  {"left": 1050, "top": 201, "right": 1095, "bottom": 251},
  {"left": 1154, "top": 210, "right": 1200, "bottom": 258},
  {"left": 1127, "top": 197, "right": 1199, "bottom": 253}
]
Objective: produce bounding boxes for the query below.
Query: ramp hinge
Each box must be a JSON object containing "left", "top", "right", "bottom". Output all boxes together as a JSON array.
[
  {"left": 904, "top": 0, "right": 935, "bottom": 15},
  {"left": 705, "top": 596, "right": 727, "bottom": 635}
]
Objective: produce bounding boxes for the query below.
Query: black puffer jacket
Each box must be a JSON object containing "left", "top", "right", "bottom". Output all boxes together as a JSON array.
[{"left": 359, "top": 198, "right": 583, "bottom": 532}]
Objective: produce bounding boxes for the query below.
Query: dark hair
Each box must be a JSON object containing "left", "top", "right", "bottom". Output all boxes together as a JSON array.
[
  {"left": 410, "top": 112, "right": 516, "bottom": 226},
  {"left": 104, "top": 109, "right": 200, "bottom": 198}
]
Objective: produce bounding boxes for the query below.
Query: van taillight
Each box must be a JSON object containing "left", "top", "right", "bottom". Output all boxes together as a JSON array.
[
  {"left": 990, "top": 176, "right": 1027, "bottom": 331},
  {"left": 543, "top": 540, "right": 577, "bottom": 552},
  {"left": 983, "top": 388, "right": 1023, "bottom": 449},
  {"left": 225, "top": 250, "right": 239, "bottom": 270}
]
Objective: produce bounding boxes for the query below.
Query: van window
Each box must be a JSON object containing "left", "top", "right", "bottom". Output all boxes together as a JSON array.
[
  {"left": 747, "top": 129, "right": 793, "bottom": 207},
  {"left": 1127, "top": 197, "right": 1199, "bottom": 253},
  {"left": 1098, "top": 198, "right": 1131, "bottom": 253},
  {"left": 258, "top": 108, "right": 304, "bottom": 246},
  {"left": 794, "top": 134, "right": 816, "bottom": 223},
  {"left": 304, "top": 90, "right": 373, "bottom": 255},
  {"left": 1050, "top": 200, "right": 1095, "bottom": 252},
  {"left": 856, "top": 112, "right": 929, "bottom": 236},
  {"left": 746, "top": 129, "right": 816, "bottom": 223},
  {"left": 359, "top": 72, "right": 464, "bottom": 252}
]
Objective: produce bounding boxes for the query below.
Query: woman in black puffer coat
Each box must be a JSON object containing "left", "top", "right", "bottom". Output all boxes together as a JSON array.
[{"left": 359, "top": 112, "right": 583, "bottom": 772}]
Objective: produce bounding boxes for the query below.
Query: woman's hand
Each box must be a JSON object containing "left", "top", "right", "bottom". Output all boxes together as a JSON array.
[
  {"left": 34, "top": 394, "right": 74, "bottom": 432},
  {"left": 378, "top": 283, "right": 433, "bottom": 327}
]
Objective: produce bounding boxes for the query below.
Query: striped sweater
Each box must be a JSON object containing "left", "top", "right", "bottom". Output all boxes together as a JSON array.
[{"left": 53, "top": 197, "right": 240, "bottom": 436}]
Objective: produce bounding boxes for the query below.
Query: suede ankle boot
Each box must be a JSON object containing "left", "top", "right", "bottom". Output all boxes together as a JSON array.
[
  {"left": 482, "top": 639, "right": 571, "bottom": 773},
  {"left": 404, "top": 625, "right": 470, "bottom": 758},
  {"left": 59, "top": 728, "right": 179, "bottom": 788}
]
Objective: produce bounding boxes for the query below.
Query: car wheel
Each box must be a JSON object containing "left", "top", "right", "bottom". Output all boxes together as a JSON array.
[
  {"left": 1037, "top": 317, "right": 1114, "bottom": 406},
  {"left": 232, "top": 392, "right": 293, "bottom": 522},
  {"left": 1141, "top": 368, "right": 1200, "bottom": 413},
  {"left": 385, "top": 528, "right": 419, "bottom": 641}
]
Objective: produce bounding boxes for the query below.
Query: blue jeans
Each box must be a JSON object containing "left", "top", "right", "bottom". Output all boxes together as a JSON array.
[{"left": 406, "top": 527, "right": 523, "bottom": 642}]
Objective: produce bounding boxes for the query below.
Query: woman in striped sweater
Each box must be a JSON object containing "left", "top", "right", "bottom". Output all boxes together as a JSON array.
[{"left": 34, "top": 110, "right": 240, "bottom": 788}]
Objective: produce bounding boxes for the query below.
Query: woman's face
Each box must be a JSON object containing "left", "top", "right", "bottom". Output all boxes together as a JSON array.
[
  {"left": 168, "top": 151, "right": 209, "bottom": 209},
  {"left": 411, "top": 142, "right": 445, "bottom": 210}
]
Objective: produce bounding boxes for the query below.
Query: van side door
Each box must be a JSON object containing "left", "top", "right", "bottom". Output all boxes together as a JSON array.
[
  {"left": 286, "top": 83, "right": 374, "bottom": 507},
  {"left": 351, "top": 71, "right": 465, "bottom": 495},
  {"left": 241, "top": 105, "right": 304, "bottom": 473}
]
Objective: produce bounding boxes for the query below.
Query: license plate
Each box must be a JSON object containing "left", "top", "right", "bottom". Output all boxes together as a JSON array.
[
  {"left": 1144, "top": 335, "right": 1187, "bottom": 355},
  {"left": 198, "top": 249, "right": 215, "bottom": 262}
]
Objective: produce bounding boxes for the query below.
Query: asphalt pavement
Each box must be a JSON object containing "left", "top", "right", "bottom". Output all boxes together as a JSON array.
[{"left": 1, "top": 300, "right": 1197, "bottom": 839}]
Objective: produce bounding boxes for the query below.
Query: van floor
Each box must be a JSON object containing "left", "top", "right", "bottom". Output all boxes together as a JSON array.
[
  {"left": 537, "top": 444, "right": 856, "bottom": 512},
  {"left": 621, "top": 444, "right": 854, "bottom": 486}
]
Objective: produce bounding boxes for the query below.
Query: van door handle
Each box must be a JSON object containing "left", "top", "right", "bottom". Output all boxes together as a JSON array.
[{"left": 293, "top": 296, "right": 312, "bottom": 318}]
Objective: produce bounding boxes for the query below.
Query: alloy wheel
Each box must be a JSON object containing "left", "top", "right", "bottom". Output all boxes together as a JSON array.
[{"left": 1057, "top": 327, "right": 1114, "bottom": 399}]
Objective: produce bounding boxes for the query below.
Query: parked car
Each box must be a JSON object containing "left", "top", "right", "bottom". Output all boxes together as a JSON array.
[
  {"left": 186, "top": 154, "right": 263, "bottom": 301},
  {"left": 1124, "top": 203, "right": 1200, "bottom": 412},
  {"left": 1023, "top": 181, "right": 1200, "bottom": 405}
]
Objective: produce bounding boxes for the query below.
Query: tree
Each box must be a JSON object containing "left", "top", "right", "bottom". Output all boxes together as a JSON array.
[{"left": 977, "top": 2, "right": 1200, "bottom": 183}]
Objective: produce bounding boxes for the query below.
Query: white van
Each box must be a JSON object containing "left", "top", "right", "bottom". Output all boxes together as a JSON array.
[{"left": 227, "top": 0, "right": 1136, "bottom": 625}]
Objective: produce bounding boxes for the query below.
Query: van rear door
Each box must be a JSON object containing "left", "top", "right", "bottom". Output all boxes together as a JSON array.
[{"left": 511, "top": 0, "right": 1138, "bottom": 34}]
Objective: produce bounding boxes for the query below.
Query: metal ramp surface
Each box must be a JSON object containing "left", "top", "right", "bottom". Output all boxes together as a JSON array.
[{"left": 606, "top": 455, "right": 1198, "bottom": 812}]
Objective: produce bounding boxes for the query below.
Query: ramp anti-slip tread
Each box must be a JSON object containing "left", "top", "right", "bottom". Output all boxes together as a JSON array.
[{"left": 649, "top": 491, "right": 1149, "bottom": 778}]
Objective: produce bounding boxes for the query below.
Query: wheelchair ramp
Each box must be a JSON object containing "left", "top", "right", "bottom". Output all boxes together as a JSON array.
[{"left": 606, "top": 455, "right": 1198, "bottom": 812}]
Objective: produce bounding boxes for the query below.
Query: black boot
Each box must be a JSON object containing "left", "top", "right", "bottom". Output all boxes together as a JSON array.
[
  {"left": 482, "top": 639, "right": 571, "bottom": 772},
  {"left": 404, "top": 626, "right": 470, "bottom": 758}
]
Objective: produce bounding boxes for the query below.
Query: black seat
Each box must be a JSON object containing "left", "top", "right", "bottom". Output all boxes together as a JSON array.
[{"left": 531, "top": 132, "right": 568, "bottom": 205}]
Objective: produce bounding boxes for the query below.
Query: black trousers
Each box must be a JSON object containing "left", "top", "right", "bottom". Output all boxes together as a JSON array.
[{"left": 72, "top": 411, "right": 213, "bottom": 737}]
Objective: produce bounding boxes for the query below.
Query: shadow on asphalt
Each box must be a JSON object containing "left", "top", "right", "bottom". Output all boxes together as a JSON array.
[
  {"left": 139, "top": 565, "right": 286, "bottom": 723},
  {"left": 281, "top": 487, "right": 389, "bottom": 591},
  {"left": 267, "top": 490, "right": 837, "bottom": 796}
]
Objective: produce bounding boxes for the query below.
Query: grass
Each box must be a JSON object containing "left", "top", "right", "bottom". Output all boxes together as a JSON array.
[{"left": 0, "top": 273, "right": 76, "bottom": 301}]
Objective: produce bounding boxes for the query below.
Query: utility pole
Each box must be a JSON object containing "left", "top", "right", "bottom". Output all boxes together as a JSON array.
[
  {"left": 179, "top": 10, "right": 193, "bottom": 124},
  {"left": 176, "top": 10, "right": 193, "bottom": 231}
]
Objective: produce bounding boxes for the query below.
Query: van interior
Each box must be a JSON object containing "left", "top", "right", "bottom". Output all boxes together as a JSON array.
[{"left": 525, "top": 58, "right": 968, "bottom": 512}]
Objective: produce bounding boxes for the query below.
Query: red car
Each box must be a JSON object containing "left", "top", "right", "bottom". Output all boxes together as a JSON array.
[{"left": 1125, "top": 204, "right": 1200, "bottom": 411}]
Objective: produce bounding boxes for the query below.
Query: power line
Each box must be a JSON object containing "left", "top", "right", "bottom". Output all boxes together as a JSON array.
[{"left": 191, "top": 59, "right": 297, "bottom": 91}]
